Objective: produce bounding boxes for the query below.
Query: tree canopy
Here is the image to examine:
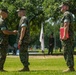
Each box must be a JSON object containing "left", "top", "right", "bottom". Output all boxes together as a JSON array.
[{"left": 0, "top": 0, "right": 76, "bottom": 47}]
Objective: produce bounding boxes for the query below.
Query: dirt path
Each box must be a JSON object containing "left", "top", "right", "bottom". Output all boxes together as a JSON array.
[
  {"left": 7, "top": 55, "right": 76, "bottom": 59},
  {"left": 7, "top": 55, "right": 63, "bottom": 59},
  {"left": 29, "top": 55, "right": 63, "bottom": 59}
]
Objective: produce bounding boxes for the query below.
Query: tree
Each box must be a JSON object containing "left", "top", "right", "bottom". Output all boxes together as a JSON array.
[
  {"left": 0, "top": 0, "right": 76, "bottom": 47},
  {"left": 0, "top": 0, "right": 45, "bottom": 46},
  {"left": 43, "top": 0, "right": 76, "bottom": 48}
]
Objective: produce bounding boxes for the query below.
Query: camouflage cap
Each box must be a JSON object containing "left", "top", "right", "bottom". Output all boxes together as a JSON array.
[
  {"left": 1, "top": 8, "right": 8, "bottom": 13},
  {"left": 16, "top": 7, "right": 26, "bottom": 12},
  {"left": 59, "top": 2, "right": 69, "bottom": 8}
]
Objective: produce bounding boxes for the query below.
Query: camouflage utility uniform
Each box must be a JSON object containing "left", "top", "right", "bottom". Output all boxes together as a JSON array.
[
  {"left": 61, "top": 11, "right": 74, "bottom": 68},
  {"left": 18, "top": 16, "right": 30, "bottom": 67},
  {"left": 0, "top": 18, "right": 8, "bottom": 70}
]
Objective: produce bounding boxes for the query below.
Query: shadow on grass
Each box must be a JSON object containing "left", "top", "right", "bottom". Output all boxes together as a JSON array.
[
  {"left": 0, "top": 70, "right": 76, "bottom": 75},
  {"left": 18, "top": 70, "right": 76, "bottom": 75}
]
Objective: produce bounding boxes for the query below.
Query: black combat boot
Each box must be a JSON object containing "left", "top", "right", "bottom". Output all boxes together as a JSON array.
[
  {"left": 19, "top": 67, "right": 30, "bottom": 72},
  {"left": 0, "top": 68, "right": 7, "bottom": 72}
]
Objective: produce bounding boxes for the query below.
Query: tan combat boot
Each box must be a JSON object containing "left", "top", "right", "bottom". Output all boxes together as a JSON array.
[
  {"left": 63, "top": 67, "right": 75, "bottom": 72},
  {"left": 19, "top": 67, "right": 30, "bottom": 72}
]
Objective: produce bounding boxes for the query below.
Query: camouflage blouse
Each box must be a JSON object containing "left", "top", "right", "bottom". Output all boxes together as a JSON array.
[
  {"left": 17, "top": 16, "right": 30, "bottom": 44},
  {"left": 61, "top": 11, "right": 74, "bottom": 39},
  {"left": 0, "top": 18, "right": 8, "bottom": 46}
]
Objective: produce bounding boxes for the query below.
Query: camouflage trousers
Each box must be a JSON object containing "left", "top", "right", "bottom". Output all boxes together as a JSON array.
[
  {"left": 0, "top": 45, "right": 7, "bottom": 69},
  {"left": 19, "top": 43, "right": 29, "bottom": 67},
  {"left": 62, "top": 39, "right": 74, "bottom": 68}
]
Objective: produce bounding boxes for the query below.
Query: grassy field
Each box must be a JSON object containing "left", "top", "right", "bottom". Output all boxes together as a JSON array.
[{"left": 0, "top": 55, "right": 76, "bottom": 75}]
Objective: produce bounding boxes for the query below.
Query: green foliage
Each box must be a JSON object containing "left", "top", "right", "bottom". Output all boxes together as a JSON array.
[
  {"left": 0, "top": 0, "right": 76, "bottom": 46},
  {"left": 43, "top": 0, "right": 76, "bottom": 48}
]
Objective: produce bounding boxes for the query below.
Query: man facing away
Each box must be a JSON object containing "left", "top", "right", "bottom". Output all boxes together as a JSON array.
[
  {"left": 0, "top": 8, "right": 17, "bottom": 71},
  {"left": 60, "top": 2, "right": 75, "bottom": 72},
  {"left": 17, "top": 8, "right": 30, "bottom": 71},
  {"left": 48, "top": 33, "right": 54, "bottom": 55}
]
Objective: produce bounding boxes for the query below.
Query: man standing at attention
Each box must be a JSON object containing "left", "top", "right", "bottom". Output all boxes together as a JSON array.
[
  {"left": 60, "top": 2, "right": 75, "bottom": 72},
  {"left": 17, "top": 8, "right": 30, "bottom": 71},
  {"left": 0, "top": 8, "right": 17, "bottom": 71}
]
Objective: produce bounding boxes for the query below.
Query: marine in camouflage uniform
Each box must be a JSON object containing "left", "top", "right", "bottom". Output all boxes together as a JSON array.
[
  {"left": 0, "top": 17, "right": 8, "bottom": 71},
  {"left": 0, "top": 9, "right": 17, "bottom": 71},
  {"left": 17, "top": 8, "right": 30, "bottom": 71},
  {"left": 60, "top": 2, "right": 75, "bottom": 72}
]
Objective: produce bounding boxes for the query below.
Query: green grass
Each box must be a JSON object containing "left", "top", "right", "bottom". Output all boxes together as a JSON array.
[{"left": 0, "top": 55, "right": 76, "bottom": 75}]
